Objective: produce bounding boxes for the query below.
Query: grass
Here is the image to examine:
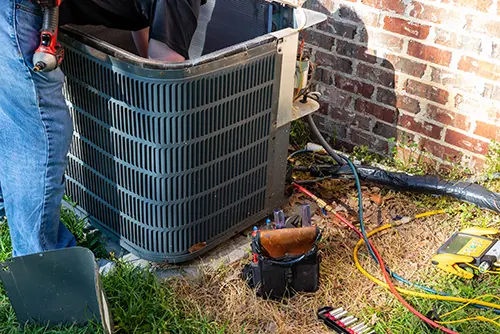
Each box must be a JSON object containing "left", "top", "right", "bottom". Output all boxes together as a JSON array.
[
  {"left": 0, "top": 142, "right": 497, "bottom": 333},
  {"left": 0, "top": 207, "right": 226, "bottom": 334}
]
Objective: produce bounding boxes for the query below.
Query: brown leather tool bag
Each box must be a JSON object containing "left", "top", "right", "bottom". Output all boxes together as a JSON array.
[
  {"left": 243, "top": 226, "right": 321, "bottom": 300},
  {"left": 256, "top": 226, "right": 319, "bottom": 258}
]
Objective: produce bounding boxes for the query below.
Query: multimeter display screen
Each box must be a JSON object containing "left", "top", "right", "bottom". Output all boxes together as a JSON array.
[
  {"left": 442, "top": 234, "right": 493, "bottom": 257},
  {"left": 442, "top": 235, "right": 473, "bottom": 254}
]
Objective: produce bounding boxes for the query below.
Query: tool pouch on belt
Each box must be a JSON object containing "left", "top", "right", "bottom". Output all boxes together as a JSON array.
[{"left": 242, "top": 226, "right": 321, "bottom": 300}]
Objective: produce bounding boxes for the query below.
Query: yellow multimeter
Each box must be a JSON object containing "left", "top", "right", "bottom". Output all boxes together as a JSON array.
[{"left": 431, "top": 227, "right": 500, "bottom": 279}]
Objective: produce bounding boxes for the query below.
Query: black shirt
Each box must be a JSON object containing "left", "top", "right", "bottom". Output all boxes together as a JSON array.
[{"left": 59, "top": 0, "right": 203, "bottom": 59}]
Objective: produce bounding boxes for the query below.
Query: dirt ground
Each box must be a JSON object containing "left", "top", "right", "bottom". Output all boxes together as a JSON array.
[{"left": 168, "top": 179, "right": 473, "bottom": 333}]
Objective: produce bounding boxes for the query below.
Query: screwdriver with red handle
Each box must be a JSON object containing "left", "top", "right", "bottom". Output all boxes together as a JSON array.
[{"left": 33, "top": 0, "right": 64, "bottom": 72}]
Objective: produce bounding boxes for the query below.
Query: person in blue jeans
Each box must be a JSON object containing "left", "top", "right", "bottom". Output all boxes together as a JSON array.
[{"left": 0, "top": 0, "right": 202, "bottom": 257}]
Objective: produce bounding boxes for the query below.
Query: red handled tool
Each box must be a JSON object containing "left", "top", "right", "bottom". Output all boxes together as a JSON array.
[{"left": 33, "top": 0, "right": 63, "bottom": 72}]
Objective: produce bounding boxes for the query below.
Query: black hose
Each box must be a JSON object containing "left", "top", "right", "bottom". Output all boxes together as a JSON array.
[
  {"left": 303, "top": 114, "right": 499, "bottom": 214},
  {"left": 306, "top": 164, "right": 500, "bottom": 214},
  {"left": 305, "top": 114, "right": 345, "bottom": 165}
]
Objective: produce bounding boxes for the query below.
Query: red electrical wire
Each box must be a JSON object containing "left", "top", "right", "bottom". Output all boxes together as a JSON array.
[{"left": 293, "top": 183, "right": 458, "bottom": 334}]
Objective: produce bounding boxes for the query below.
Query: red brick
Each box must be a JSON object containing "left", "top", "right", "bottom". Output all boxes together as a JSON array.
[
  {"left": 313, "top": 114, "right": 348, "bottom": 140},
  {"left": 445, "top": 129, "right": 490, "bottom": 155},
  {"left": 336, "top": 6, "right": 379, "bottom": 27},
  {"left": 383, "top": 16, "right": 430, "bottom": 39},
  {"left": 335, "top": 75, "right": 374, "bottom": 98},
  {"left": 335, "top": 139, "right": 356, "bottom": 152},
  {"left": 492, "top": 42, "right": 500, "bottom": 61},
  {"left": 376, "top": 87, "right": 397, "bottom": 106},
  {"left": 352, "top": 113, "right": 373, "bottom": 131},
  {"left": 350, "top": 128, "right": 389, "bottom": 153},
  {"left": 316, "top": 18, "right": 358, "bottom": 39},
  {"left": 305, "top": 0, "right": 335, "bottom": 14},
  {"left": 383, "top": 55, "right": 427, "bottom": 78},
  {"left": 332, "top": 21, "right": 358, "bottom": 39},
  {"left": 336, "top": 40, "right": 377, "bottom": 64},
  {"left": 442, "top": 0, "right": 493, "bottom": 12},
  {"left": 356, "top": 63, "right": 396, "bottom": 88},
  {"left": 325, "top": 92, "right": 353, "bottom": 119},
  {"left": 368, "top": 31, "right": 404, "bottom": 52},
  {"left": 469, "top": 156, "right": 486, "bottom": 170},
  {"left": 317, "top": 100, "right": 329, "bottom": 116},
  {"left": 465, "top": 16, "right": 500, "bottom": 40},
  {"left": 458, "top": 56, "right": 500, "bottom": 81},
  {"left": 404, "top": 79, "right": 449, "bottom": 105},
  {"left": 430, "top": 67, "right": 480, "bottom": 94},
  {"left": 301, "top": 30, "right": 334, "bottom": 51},
  {"left": 426, "top": 105, "right": 471, "bottom": 131},
  {"left": 373, "top": 121, "right": 397, "bottom": 138},
  {"left": 315, "top": 51, "right": 353, "bottom": 74},
  {"left": 419, "top": 138, "right": 461, "bottom": 160},
  {"left": 483, "top": 83, "right": 500, "bottom": 101},
  {"left": 316, "top": 67, "right": 333, "bottom": 85},
  {"left": 474, "top": 121, "right": 500, "bottom": 140},
  {"left": 355, "top": 99, "right": 397, "bottom": 123},
  {"left": 410, "top": 2, "right": 464, "bottom": 26},
  {"left": 361, "top": 0, "right": 406, "bottom": 14},
  {"left": 434, "top": 28, "right": 481, "bottom": 53},
  {"left": 397, "top": 95, "right": 421, "bottom": 114},
  {"left": 407, "top": 41, "right": 452, "bottom": 66},
  {"left": 399, "top": 114, "right": 442, "bottom": 139}
]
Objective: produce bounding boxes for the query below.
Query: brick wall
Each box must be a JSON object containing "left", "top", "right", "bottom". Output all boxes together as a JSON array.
[{"left": 302, "top": 0, "right": 500, "bottom": 170}]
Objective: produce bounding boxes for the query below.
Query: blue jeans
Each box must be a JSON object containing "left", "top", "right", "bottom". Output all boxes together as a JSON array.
[{"left": 0, "top": 0, "right": 76, "bottom": 256}]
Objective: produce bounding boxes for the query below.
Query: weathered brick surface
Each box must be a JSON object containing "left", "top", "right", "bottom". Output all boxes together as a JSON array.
[
  {"left": 433, "top": 28, "right": 482, "bottom": 54},
  {"left": 426, "top": 105, "right": 471, "bottom": 131},
  {"left": 300, "top": 29, "right": 334, "bottom": 50},
  {"left": 445, "top": 129, "right": 490, "bottom": 155},
  {"left": 336, "top": 40, "right": 377, "bottom": 63},
  {"left": 315, "top": 67, "right": 334, "bottom": 85},
  {"left": 356, "top": 63, "right": 396, "bottom": 88},
  {"left": 360, "top": 0, "right": 405, "bottom": 14},
  {"left": 383, "top": 16, "right": 431, "bottom": 39},
  {"left": 373, "top": 121, "right": 398, "bottom": 138},
  {"left": 399, "top": 114, "right": 442, "bottom": 139},
  {"left": 409, "top": 2, "right": 463, "bottom": 26},
  {"left": 407, "top": 41, "right": 453, "bottom": 67},
  {"left": 351, "top": 128, "right": 389, "bottom": 153},
  {"left": 441, "top": 0, "right": 493, "bottom": 12},
  {"left": 355, "top": 99, "right": 397, "bottom": 123},
  {"left": 474, "top": 121, "right": 500, "bottom": 140},
  {"left": 303, "top": 0, "right": 499, "bottom": 170},
  {"left": 376, "top": 87, "right": 397, "bottom": 106},
  {"left": 382, "top": 55, "right": 427, "bottom": 78},
  {"left": 483, "top": 83, "right": 500, "bottom": 101},
  {"left": 404, "top": 79, "right": 449, "bottom": 105},
  {"left": 396, "top": 95, "right": 421, "bottom": 114},
  {"left": 315, "top": 51, "right": 353, "bottom": 73},
  {"left": 419, "top": 138, "right": 461, "bottom": 161},
  {"left": 335, "top": 75, "right": 375, "bottom": 98},
  {"left": 458, "top": 56, "right": 500, "bottom": 81}
]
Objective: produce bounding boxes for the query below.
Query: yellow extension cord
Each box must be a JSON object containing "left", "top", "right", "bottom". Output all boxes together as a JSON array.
[{"left": 353, "top": 224, "right": 500, "bottom": 327}]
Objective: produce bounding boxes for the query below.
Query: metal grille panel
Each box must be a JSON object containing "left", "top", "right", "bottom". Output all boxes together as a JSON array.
[{"left": 61, "top": 38, "right": 287, "bottom": 262}]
